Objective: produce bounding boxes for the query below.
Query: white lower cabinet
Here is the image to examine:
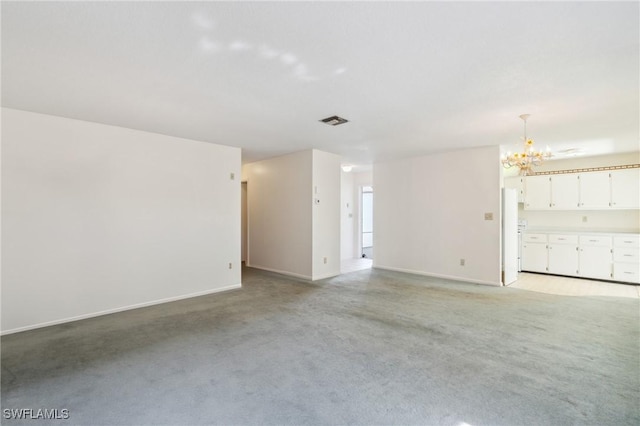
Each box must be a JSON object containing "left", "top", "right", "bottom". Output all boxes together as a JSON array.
[
  {"left": 522, "top": 243, "right": 548, "bottom": 273},
  {"left": 547, "top": 235, "right": 578, "bottom": 276},
  {"left": 613, "top": 264, "right": 640, "bottom": 283},
  {"left": 522, "top": 232, "right": 638, "bottom": 283},
  {"left": 522, "top": 233, "right": 548, "bottom": 273},
  {"left": 612, "top": 236, "right": 640, "bottom": 284},
  {"left": 578, "top": 236, "right": 612, "bottom": 280}
]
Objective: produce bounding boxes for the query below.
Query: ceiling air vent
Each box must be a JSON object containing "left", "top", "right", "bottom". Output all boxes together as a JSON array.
[{"left": 320, "top": 115, "right": 349, "bottom": 126}]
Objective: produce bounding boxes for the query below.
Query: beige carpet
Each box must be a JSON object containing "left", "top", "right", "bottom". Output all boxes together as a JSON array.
[{"left": 2, "top": 267, "right": 638, "bottom": 425}]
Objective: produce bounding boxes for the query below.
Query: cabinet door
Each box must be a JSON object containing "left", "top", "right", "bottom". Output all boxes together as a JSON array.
[
  {"left": 548, "top": 243, "right": 579, "bottom": 276},
  {"left": 578, "top": 171, "right": 610, "bottom": 209},
  {"left": 522, "top": 242, "right": 548, "bottom": 273},
  {"left": 579, "top": 246, "right": 612, "bottom": 280},
  {"left": 524, "top": 175, "right": 551, "bottom": 210},
  {"left": 504, "top": 176, "right": 524, "bottom": 203},
  {"left": 610, "top": 168, "right": 640, "bottom": 209},
  {"left": 613, "top": 263, "right": 640, "bottom": 283},
  {"left": 551, "top": 174, "right": 579, "bottom": 209}
]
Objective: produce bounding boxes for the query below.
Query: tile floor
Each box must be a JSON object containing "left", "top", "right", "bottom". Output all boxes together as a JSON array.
[
  {"left": 340, "top": 257, "right": 373, "bottom": 274},
  {"left": 509, "top": 271, "right": 640, "bottom": 299},
  {"left": 339, "top": 260, "right": 639, "bottom": 299}
]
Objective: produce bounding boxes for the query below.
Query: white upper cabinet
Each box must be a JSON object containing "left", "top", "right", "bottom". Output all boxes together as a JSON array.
[
  {"left": 550, "top": 174, "right": 579, "bottom": 209},
  {"left": 578, "top": 171, "right": 610, "bottom": 209},
  {"left": 610, "top": 168, "right": 640, "bottom": 209},
  {"left": 524, "top": 175, "right": 551, "bottom": 210},
  {"left": 524, "top": 168, "right": 639, "bottom": 211},
  {"left": 504, "top": 176, "right": 525, "bottom": 203}
]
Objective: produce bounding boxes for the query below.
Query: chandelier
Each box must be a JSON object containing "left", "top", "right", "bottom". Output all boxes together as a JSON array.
[{"left": 501, "top": 114, "right": 552, "bottom": 175}]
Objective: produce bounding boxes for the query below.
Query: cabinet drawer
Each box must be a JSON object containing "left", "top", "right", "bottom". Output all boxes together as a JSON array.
[
  {"left": 613, "top": 248, "right": 639, "bottom": 263},
  {"left": 613, "top": 263, "right": 640, "bottom": 283},
  {"left": 579, "top": 235, "right": 612, "bottom": 247},
  {"left": 523, "top": 233, "right": 547, "bottom": 243},
  {"left": 613, "top": 236, "right": 640, "bottom": 248},
  {"left": 549, "top": 234, "right": 578, "bottom": 244}
]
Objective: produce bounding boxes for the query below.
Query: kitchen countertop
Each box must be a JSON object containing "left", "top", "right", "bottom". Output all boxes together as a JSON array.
[{"left": 523, "top": 228, "right": 639, "bottom": 235}]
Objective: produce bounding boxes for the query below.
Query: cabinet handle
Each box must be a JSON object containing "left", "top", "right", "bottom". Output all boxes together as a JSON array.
[
  {"left": 589, "top": 240, "right": 598, "bottom": 242},
  {"left": 623, "top": 254, "right": 633, "bottom": 257}
]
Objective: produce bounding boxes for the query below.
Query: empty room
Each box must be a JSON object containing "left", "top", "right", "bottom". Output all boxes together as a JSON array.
[{"left": 1, "top": 1, "right": 639, "bottom": 425}]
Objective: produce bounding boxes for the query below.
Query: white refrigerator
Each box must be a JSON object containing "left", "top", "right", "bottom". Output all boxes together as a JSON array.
[{"left": 502, "top": 188, "right": 519, "bottom": 285}]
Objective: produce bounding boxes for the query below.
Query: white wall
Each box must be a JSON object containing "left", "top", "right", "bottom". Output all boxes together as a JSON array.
[
  {"left": 521, "top": 208, "right": 639, "bottom": 232},
  {"left": 312, "top": 150, "right": 341, "bottom": 279},
  {"left": 1, "top": 108, "right": 241, "bottom": 334},
  {"left": 242, "top": 149, "right": 341, "bottom": 280},
  {"left": 374, "top": 146, "right": 502, "bottom": 286},
  {"left": 517, "top": 151, "right": 640, "bottom": 232},
  {"left": 242, "top": 150, "right": 313, "bottom": 279}
]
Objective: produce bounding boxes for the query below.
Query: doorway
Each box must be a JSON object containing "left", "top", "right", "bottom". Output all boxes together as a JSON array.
[
  {"left": 361, "top": 186, "right": 373, "bottom": 259},
  {"left": 241, "top": 182, "right": 247, "bottom": 265}
]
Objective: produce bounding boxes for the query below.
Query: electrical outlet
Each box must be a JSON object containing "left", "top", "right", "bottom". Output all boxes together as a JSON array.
[
  {"left": 460, "top": 259, "right": 465, "bottom": 266},
  {"left": 230, "top": 172, "right": 235, "bottom": 180},
  {"left": 582, "top": 216, "right": 588, "bottom": 222},
  {"left": 484, "top": 212, "right": 493, "bottom": 221},
  {"left": 323, "top": 257, "right": 327, "bottom": 264},
  {"left": 228, "top": 262, "right": 233, "bottom": 269}
]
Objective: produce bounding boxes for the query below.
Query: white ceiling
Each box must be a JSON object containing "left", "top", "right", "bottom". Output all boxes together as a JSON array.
[{"left": 2, "top": 1, "right": 638, "bottom": 166}]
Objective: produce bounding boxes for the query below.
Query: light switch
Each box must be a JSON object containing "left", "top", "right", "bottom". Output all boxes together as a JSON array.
[{"left": 484, "top": 212, "right": 493, "bottom": 221}]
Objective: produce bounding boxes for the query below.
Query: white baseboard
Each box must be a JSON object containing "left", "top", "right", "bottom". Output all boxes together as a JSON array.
[
  {"left": 247, "top": 264, "right": 313, "bottom": 281},
  {"left": 1, "top": 283, "right": 242, "bottom": 336},
  {"left": 373, "top": 265, "right": 501, "bottom": 287},
  {"left": 247, "top": 265, "right": 339, "bottom": 282},
  {"left": 312, "top": 272, "right": 340, "bottom": 281}
]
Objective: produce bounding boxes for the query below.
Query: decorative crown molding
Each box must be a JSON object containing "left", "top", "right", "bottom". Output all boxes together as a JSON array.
[{"left": 529, "top": 164, "right": 639, "bottom": 176}]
